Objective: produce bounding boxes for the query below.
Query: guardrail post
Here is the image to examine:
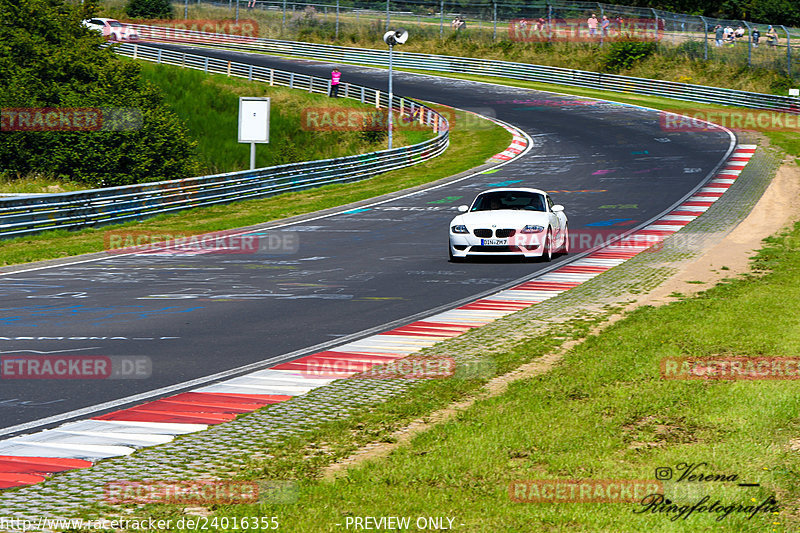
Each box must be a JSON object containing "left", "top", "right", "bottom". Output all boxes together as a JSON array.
[
  {"left": 699, "top": 16, "right": 708, "bottom": 60},
  {"left": 376, "top": 89, "right": 380, "bottom": 108},
  {"left": 157, "top": 48, "right": 162, "bottom": 63},
  {"left": 290, "top": 72, "right": 295, "bottom": 88},
  {"left": 743, "top": 21, "right": 752, "bottom": 67},
  {"left": 204, "top": 57, "right": 209, "bottom": 73},
  {"left": 270, "top": 68, "right": 274, "bottom": 86},
  {"left": 309, "top": 76, "right": 313, "bottom": 93},
  {"left": 782, "top": 26, "right": 792, "bottom": 77},
  {"left": 361, "top": 86, "right": 365, "bottom": 103},
  {"left": 227, "top": 61, "right": 232, "bottom": 76},
  {"left": 440, "top": 0, "right": 444, "bottom": 37},
  {"left": 133, "top": 43, "right": 138, "bottom": 59},
  {"left": 248, "top": 64, "right": 253, "bottom": 81},
  {"left": 182, "top": 52, "right": 186, "bottom": 68},
  {"left": 493, "top": 1, "right": 497, "bottom": 41}
]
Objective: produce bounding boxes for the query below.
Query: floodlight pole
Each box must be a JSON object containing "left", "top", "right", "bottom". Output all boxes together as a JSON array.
[{"left": 388, "top": 43, "right": 394, "bottom": 149}]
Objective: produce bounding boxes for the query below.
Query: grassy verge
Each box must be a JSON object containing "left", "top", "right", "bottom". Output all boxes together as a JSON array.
[
  {"left": 137, "top": 61, "right": 427, "bottom": 175},
  {"left": 101, "top": 0, "right": 797, "bottom": 93},
  {"left": 0, "top": 105, "right": 509, "bottom": 267},
  {"left": 0, "top": 60, "right": 423, "bottom": 192},
  {"left": 225, "top": 222, "right": 799, "bottom": 532}
]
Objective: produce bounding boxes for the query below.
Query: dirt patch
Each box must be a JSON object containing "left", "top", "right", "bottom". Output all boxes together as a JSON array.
[
  {"left": 320, "top": 158, "right": 800, "bottom": 482},
  {"left": 638, "top": 160, "right": 800, "bottom": 306}
]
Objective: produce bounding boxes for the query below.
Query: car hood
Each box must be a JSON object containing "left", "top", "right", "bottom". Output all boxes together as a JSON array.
[{"left": 451, "top": 210, "right": 550, "bottom": 228}]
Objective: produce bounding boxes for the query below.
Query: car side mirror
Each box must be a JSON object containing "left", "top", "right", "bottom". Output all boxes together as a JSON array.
[
  {"left": 457, "top": 205, "right": 468, "bottom": 213},
  {"left": 551, "top": 204, "right": 564, "bottom": 212}
]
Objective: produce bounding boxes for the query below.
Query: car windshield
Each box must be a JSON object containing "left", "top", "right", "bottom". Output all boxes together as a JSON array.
[
  {"left": 108, "top": 20, "right": 123, "bottom": 27},
  {"left": 470, "top": 191, "right": 546, "bottom": 212}
]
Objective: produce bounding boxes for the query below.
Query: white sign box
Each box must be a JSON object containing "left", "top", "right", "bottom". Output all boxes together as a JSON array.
[
  {"left": 238, "top": 97, "right": 270, "bottom": 143},
  {"left": 790, "top": 88, "right": 800, "bottom": 97}
]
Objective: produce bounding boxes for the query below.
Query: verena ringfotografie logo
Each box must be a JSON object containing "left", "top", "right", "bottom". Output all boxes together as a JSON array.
[
  {"left": 509, "top": 18, "right": 663, "bottom": 42},
  {"left": 661, "top": 356, "right": 800, "bottom": 380},
  {"left": 1, "top": 355, "right": 151, "bottom": 379},
  {"left": 1, "top": 108, "right": 143, "bottom": 132},
  {"left": 298, "top": 355, "right": 456, "bottom": 379},
  {"left": 104, "top": 230, "right": 299, "bottom": 255},
  {"left": 510, "top": 479, "right": 663, "bottom": 503},
  {"left": 660, "top": 109, "right": 800, "bottom": 132}
]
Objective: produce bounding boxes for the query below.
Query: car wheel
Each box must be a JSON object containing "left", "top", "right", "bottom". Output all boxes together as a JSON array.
[
  {"left": 540, "top": 230, "right": 553, "bottom": 262},
  {"left": 558, "top": 225, "right": 569, "bottom": 255}
]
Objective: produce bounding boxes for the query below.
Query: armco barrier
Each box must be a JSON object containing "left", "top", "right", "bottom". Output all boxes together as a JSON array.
[
  {"left": 0, "top": 43, "right": 448, "bottom": 240},
  {"left": 130, "top": 23, "right": 800, "bottom": 113}
]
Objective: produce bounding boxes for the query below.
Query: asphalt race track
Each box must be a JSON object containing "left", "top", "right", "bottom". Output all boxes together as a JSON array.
[{"left": 0, "top": 45, "right": 733, "bottom": 437}]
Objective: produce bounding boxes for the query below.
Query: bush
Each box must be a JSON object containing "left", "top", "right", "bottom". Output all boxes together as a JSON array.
[
  {"left": 0, "top": 0, "right": 197, "bottom": 186},
  {"left": 601, "top": 41, "right": 658, "bottom": 73},
  {"left": 126, "top": 0, "right": 174, "bottom": 19},
  {"left": 674, "top": 39, "right": 705, "bottom": 60}
]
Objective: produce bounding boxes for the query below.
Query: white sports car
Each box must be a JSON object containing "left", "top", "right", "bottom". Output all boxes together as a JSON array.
[
  {"left": 82, "top": 18, "right": 139, "bottom": 41},
  {"left": 448, "top": 188, "right": 568, "bottom": 262}
]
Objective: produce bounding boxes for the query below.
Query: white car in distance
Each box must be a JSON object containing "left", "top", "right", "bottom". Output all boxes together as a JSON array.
[
  {"left": 82, "top": 18, "right": 139, "bottom": 41},
  {"left": 448, "top": 188, "right": 568, "bottom": 262}
]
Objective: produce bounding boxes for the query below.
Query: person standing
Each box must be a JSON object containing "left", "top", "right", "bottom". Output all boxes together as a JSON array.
[
  {"left": 751, "top": 27, "right": 760, "bottom": 47},
  {"left": 601, "top": 15, "right": 610, "bottom": 38},
  {"left": 587, "top": 14, "right": 598, "bottom": 37},
  {"left": 766, "top": 26, "right": 778, "bottom": 47},
  {"left": 714, "top": 25, "right": 724, "bottom": 47},
  {"left": 329, "top": 68, "right": 341, "bottom": 98}
]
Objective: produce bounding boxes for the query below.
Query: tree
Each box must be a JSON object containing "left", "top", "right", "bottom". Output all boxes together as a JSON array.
[
  {"left": 0, "top": 0, "right": 197, "bottom": 186},
  {"left": 126, "top": 0, "right": 175, "bottom": 20}
]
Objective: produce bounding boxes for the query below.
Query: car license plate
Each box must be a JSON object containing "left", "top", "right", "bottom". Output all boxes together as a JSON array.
[{"left": 481, "top": 238, "right": 508, "bottom": 245}]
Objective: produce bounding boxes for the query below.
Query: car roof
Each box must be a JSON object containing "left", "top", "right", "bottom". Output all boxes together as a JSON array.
[{"left": 475, "top": 187, "right": 548, "bottom": 196}]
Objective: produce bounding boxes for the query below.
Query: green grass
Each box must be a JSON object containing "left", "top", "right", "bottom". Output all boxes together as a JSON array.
[
  {"left": 0, "top": 104, "right": 510, "bottom": 266},
  {"left": 137, "top": 61, "right": 427, "bottom": 175},
  {"left": 0, "top": 60, "right": 426, "bottom": 192},
  {"left": 104, "top": 0, "right": 798, "bottom": 93}
]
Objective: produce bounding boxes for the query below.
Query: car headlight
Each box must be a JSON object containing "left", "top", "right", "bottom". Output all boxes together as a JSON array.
[
  {"left": 521, "top": 225, "right": 545, "bottom": 233},
  {"left": 451, "top": 225, "right": 469, "bottom": 234}
]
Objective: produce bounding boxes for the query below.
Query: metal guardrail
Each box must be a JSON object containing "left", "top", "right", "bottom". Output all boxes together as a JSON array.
[
  {"left": 129, "top": 24, "right": 800, "bottom": 112},
  {"left": 0, "top": 43, "right": 449, "bottom": 240}
]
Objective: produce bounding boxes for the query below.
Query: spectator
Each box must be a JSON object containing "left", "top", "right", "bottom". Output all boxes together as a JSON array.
[
  {"left": 734, "top": 26, "right": 745, "bottom": 40},
  {"left": 601, "top": 15, "right": 610, "bottom": 37},
  {"left": 457, "top": 17, "right": 466, "bottom": 31},
  {"left": 587, "top": 13, "right": 598, "bottom": 37},
  {"left": 247, "top": 0, "right": 256, "bottom": 7},
  {"left": 751, "top": 27, "right": 760, "bottom": 47},
  {"left": 714, "top": 25, "right": 724, "bottom": 47},
  {"left": 766, "top": 25, "right": 778, "bottom": 47},
  {"left": 329, "top": 68, "right": 341, "bottom": 98}
]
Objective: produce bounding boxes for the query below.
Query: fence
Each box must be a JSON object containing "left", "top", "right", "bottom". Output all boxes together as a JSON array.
[
  {"left": 164, "top": 0, "right": 799, "bottom": 78},
  {"left": 129, "top": 24, "right": 800, "bottom": 112},
  {"left": 0, "top": 43, "right": 449, "bottom": 240}
]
